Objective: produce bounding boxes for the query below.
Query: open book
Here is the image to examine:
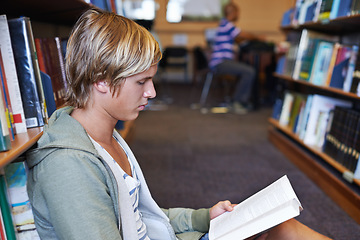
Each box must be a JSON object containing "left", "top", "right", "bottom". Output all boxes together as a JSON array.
[{"left": 209, "top": 175, "right": 303, "bottom": 240}]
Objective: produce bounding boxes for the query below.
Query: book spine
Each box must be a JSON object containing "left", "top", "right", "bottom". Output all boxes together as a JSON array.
[
  {"left": 343, "top": 45, "right": 359, "bottom": 92},
  {"left": 0, "top": 174, "right": 16, "bottom": 240},
  {"left": 0, "top": 50, "right": 15, "bottom": 141},
  {"left": 8, "top": 17, "right": 44, "bottom": 128},
  {"left": 39, "top": 38, "right": 67, "bottom": 109},
  {"left": 0, "top": 70, "right": 12, "bottom": 152},
  {"left": 0, "top": 15, "right": 27, "bottom": 134},
  {"left": 0, "top": 207, "right": 7, "bottom": 240},
  {"left": 4, "top": 162, "right": 36, "bottom": 231},
  {"left": 24, "top": 18, "right": 48, "bottom": 124}
]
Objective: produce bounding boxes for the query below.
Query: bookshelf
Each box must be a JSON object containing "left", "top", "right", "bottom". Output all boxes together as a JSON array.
[
  {"left": 1, "top": 0, "right": 136, "bottom": 171},
  {"left": 270, "top": 9, "right": 360, "bottom": 224}
]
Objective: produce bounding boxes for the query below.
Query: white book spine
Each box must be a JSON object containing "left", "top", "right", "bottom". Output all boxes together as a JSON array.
[{"left": 0, "top": 15, "right": 27, "bottom": 134}]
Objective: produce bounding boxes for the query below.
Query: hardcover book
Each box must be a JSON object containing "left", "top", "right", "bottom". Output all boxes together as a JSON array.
[
  {"left": 351, "top": 0, "right": 360, "bottom": 15},
  {"left": 318, "top": 0, "right": 334, "bottom": 21},
  {"left": 292, "top": 29, "right": 338, "bottom": 81},
  {"left": 4, "top": 162, "right": 37, "bottom": 231},
  {"left": 303, "top": 94, "right": 352, "bottom": 148},
  {"left": 310, "top": 41, "right": 334, "bottom": 85},
  {"left": 0, "top": 15, "right": 27, "bottom": 134},
  {"left": 36, "top": 37, "right": 67, "bottom": 108},
  {"left": 0, "top": 69, "right": 12, "bottom": 152},
  {"left": 329, "top": 45, "right": 352, "bottom": 89},
  {"left": 8, "top": 17, "right": 44, "bottom": 128},
  {"left": 0, "top": 173, "right": 16, "bottom": 240},
  {"left": 0, "top": 49, "right": 15, "bottom": 141}
]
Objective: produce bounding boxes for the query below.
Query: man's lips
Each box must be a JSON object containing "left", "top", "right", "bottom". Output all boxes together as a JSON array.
[{"left": 138, "top": 103, "right": 148, "bottom": 110}]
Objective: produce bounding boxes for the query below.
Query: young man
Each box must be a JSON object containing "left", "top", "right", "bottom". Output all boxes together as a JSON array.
[
  {"left": 209, "top": 2, "right": 259, "bottom": 114},
  {"left": 26, "top": 8, "right": 331, "bottom": 240}
]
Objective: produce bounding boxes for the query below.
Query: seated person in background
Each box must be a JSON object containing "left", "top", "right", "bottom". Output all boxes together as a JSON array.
[
  {"left": 209, "top": 2, "right": 261, "bottom": 114},
  {"left": 26, "top": 8, "right": 331, "bottom": 240}
]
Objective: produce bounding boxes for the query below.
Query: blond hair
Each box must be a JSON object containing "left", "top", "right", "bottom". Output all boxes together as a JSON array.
[{"left": 65, "top": 8, "right": 162, "bottom": 108}]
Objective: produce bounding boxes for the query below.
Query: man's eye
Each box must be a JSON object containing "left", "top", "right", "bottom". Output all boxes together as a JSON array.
[{"left": 138, "top": 81, "right": 145, "bottom": 85}]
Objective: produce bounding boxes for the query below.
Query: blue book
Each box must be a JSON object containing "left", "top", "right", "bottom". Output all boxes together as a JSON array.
[
  {"left": 304, "top": 2, "right": 317, "bottom": 22},
  {"left": 311, "top": 41, "right": 334, "bottom": 86},
  {"left": 272, "top": 98, "right": 283, "bottom": 120},
  {"left": 330, "top": 0, "right": 352, "bottom": 19},
  {"left": 329, "top": 46, "right": 352, "bottom": 89},
  {"left": 91, "top": 0, "right": 111, "bottom": 11},
  {"left": 40, "top": 71, "right": 56, "bottom": 117},
  {"left": 276, "top": 55, "right": 286, "bottom": 74},
  {"left": 281, "top": 8, "right": 294, "bottom": 26},
  {"left": 8, "top": 17, "right": 44, "bottom": 128}
]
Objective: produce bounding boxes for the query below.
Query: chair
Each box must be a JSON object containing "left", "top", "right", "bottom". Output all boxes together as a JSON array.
[
  {"left": 159, "top": 46, "right": 189, "bottom": 83},
  {"left": 192, "top": 46, "right": 236, "bottom": 111}
]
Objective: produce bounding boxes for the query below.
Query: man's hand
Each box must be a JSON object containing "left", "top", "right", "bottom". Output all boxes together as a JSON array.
[{"left": 209, "top": 200, "right": 236, "bottom": 220}]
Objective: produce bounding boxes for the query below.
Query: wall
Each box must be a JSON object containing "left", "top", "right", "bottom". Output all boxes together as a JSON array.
[{"left": 154, "top": 0, "right": 295, "bottom": 49}]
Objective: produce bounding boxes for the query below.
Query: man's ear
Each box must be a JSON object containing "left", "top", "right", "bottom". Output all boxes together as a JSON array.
[{"left": 93, "top": 80, "right": 109, "bottom": 93}]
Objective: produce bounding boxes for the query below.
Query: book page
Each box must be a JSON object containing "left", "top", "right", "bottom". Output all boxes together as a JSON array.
[{"left": 209, "top": 175, "right": 302, "bottom": 240}]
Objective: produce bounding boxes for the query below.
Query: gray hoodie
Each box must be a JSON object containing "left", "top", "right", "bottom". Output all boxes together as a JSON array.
[{"left": 26, "top": 107, "right": 210, "bottom": 240}]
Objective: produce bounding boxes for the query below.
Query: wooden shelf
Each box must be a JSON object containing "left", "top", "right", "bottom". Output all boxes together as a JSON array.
[
  {"left": 268, "top": 118, "right": 360, "bottom": 187},
  {"left": 281, "top": 14, "right": 360, "bottom": 34},
  {"left": 274, "top": 73, "right": 360, "bottom": 100},
  {"left": 0, "top": 119, "right": 136, "bottom": 169},
  {"left": 268, "top": 122, "right": 360, "bottom": 224},
  {"left": 0, "top": 127, "right": 43, "bottom": 169}
]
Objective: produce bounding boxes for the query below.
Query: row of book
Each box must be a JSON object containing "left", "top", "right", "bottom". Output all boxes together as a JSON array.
[
  {"left": 323, "top": 106, "right": 360, "bottom": 175},
  {"left": 0, "top": 14, "right": 68, "bottom": 152},
  {"left": 281, "top": 0, "right": 360, "bottom": 26},
  {"left": 276, "top": 29, "right": 360, "bottom": 95},
  {"left": 0, "top": 162, "right": 39, "bottom": 239},
  {"left": 272, "top": 91, "right": 360, "bottom": 179}
]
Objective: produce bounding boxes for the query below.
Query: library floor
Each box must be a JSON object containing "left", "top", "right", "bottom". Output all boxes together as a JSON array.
[{"left": 129, "top": 83, "right": 360, "bottom": 239}]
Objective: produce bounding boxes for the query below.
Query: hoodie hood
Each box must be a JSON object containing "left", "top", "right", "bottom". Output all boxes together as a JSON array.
[{"left": 26, "top": 106, "right": 99, "bottom": 169}]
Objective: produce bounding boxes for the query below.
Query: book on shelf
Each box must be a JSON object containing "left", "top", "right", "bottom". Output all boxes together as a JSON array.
[
  {"left": 3, "top": 162, "right": 39, "bottom": 236},
  {"left": 281, "top": 7, "right": 294, "bottom": 26},
  {"left": 35, "top": 37, "right": 67, "bottom": 109},
  {"left": 329, "top": 0, "right": 353, "bottom": 19},
  {"left": 350, "top": 53, "right": 360, "bottom": 96},
  {"left": 351, "top": 0, "right": 360, "bottom": 15},
  {"left": 282, "top": 43, "right": 299, "bottom": 76},
  {"left": 309, "top": 41, "right": 334, "bottom": 85},
  {"left": 0, "top": 15, "right": 27, "bottom": 134},
  {"left": 24, "top": 19, "right": 48, "bottom": 125},
  {"left": 289, "top": 94, "right": 307, "bottom": 133},
  {"left": 0, "top": 71, "right": 12, "bottom": 152},
  {"left": 7, "top": 17, "right": 45, "bottom": 129},
  {"left": 90, "top": 0, "right": 112, "bottom": 12},
  {"left": 298, "top": 94, "right": 313, "bottom": 140},
  {"left": 328, "top": 45, "right": 353, "bottom": 89},
  {"left": 208, "top": 175, "right": 303, "bottom": 240},
  {"left": 291, "top": 0, "right": 305, "bottom": 26},
  {"left": 324, "top": 42, "right": 341, "bottom": 86},
  {"left": 297, "top": 0, "right": 318, "bottom": 24},
  {"left": 292, "top": 29, "right": 338, "bottom": 81},
  {"left": 271, "top": 98, "right": 283, "bottom": 120},
  {"left": 303, "top": 94, "right": 352, "bottom": 148},
  {"left": 0, "top": 49, "right": 15, "bottom": 141},
  {"left": 278, "top": 91, "right": 295, "bottom": 127},
  {"left": 0, "top": 207, "right": 7, "bottom": 240},
  {"left": 0, "top": 172, "right": 16, "bottom": 240},
  {"left": 40, "top": 71, "right": 56, "bottom": 117},
  {"left": 343, "top": 45, "right": 359, "bottom": 93},
  {"left": 323, "top": 107, "right": 360, "bottom": 179},
  {"left": 318, "top": 0, "right": 334, "bottom": 21}
]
